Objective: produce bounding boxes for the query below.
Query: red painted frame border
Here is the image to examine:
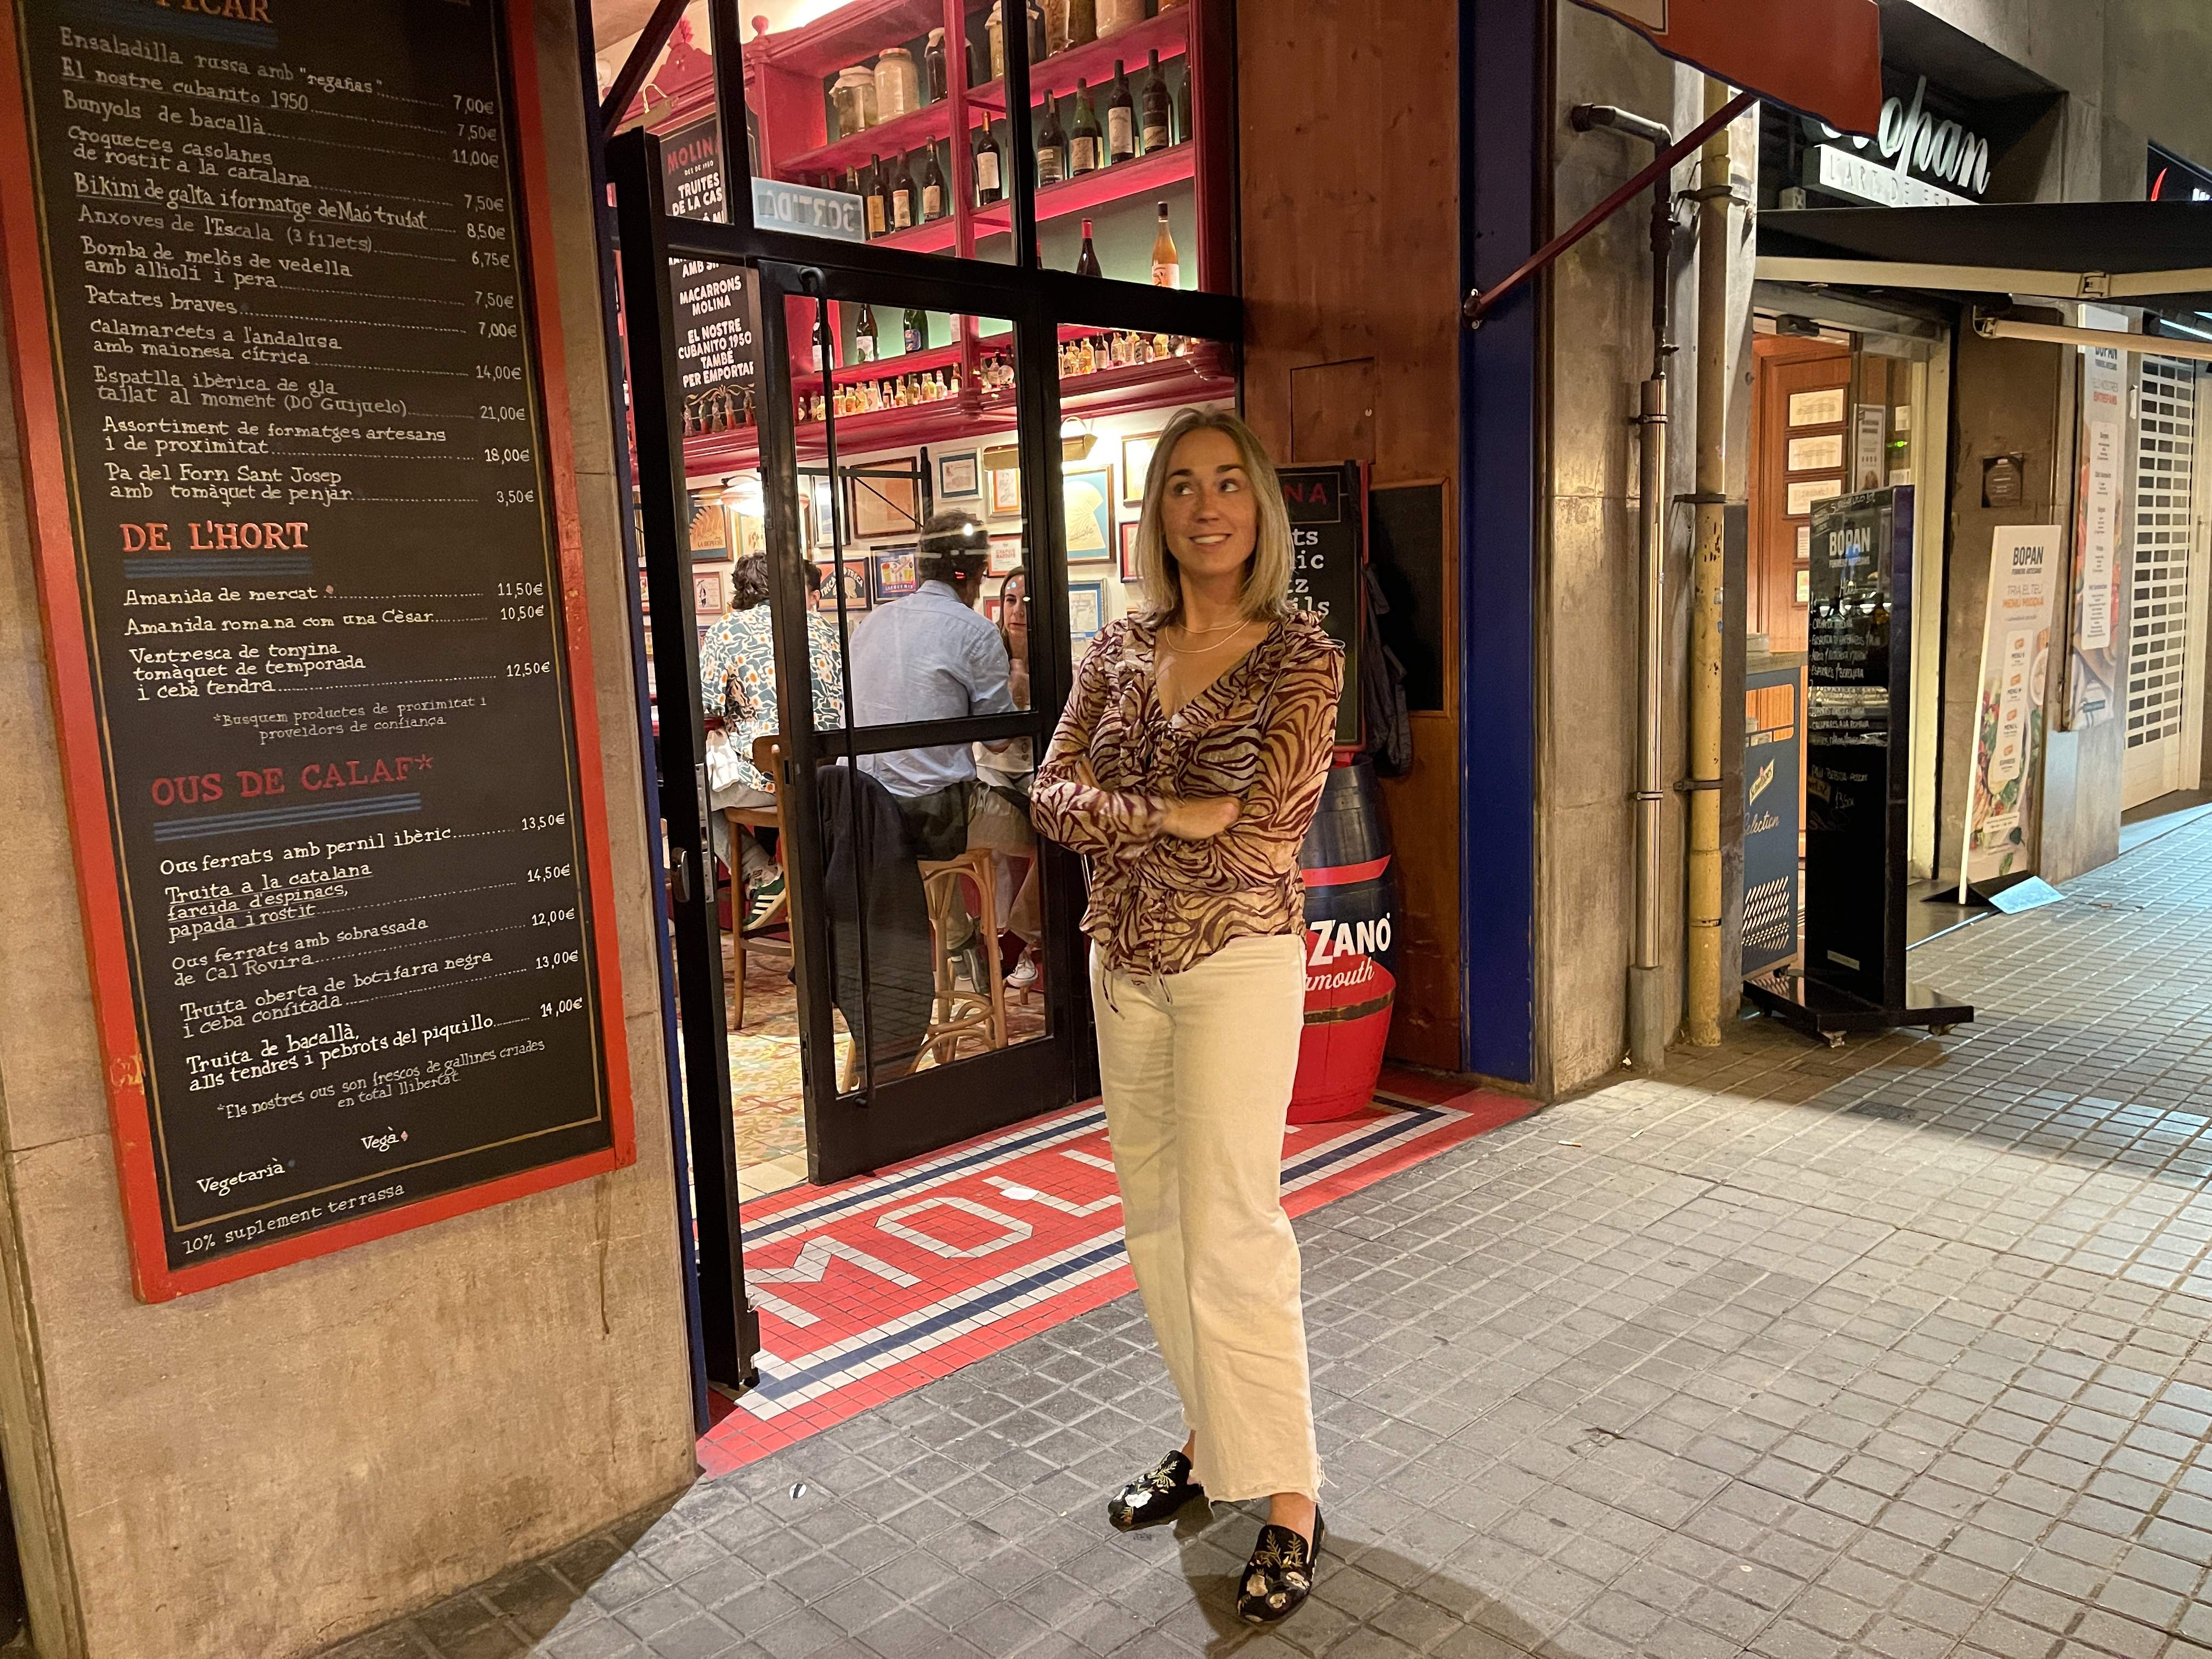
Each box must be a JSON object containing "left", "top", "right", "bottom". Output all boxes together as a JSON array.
[{"left": 0, "top": 1, "right": 635, "bottom": 1301}]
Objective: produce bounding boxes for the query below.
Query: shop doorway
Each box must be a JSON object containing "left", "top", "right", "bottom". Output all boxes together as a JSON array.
[{"left": 2123, "top": 354, "right": 2212, "bottom": 810}]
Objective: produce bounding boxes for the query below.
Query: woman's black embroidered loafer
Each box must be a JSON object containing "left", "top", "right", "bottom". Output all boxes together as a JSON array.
[
  {"left": 1236, "top": 1511, "right": 1325, "bottom": 1624},
  {"left": 1106, "top": 1448, "right": 1205, "bottom": 1531}
]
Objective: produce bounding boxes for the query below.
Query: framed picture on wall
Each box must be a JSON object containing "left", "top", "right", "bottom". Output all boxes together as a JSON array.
[
  {"left": 1120, "top": 431, "right": 1162, "bottom": 503},
  {"left": 1064, "top": 466, "right": 1113, "bottom": 562},
  {"left": 846, "top": 468, "right": 921, "bottom": 540},
  {"left": 936, "top": 449, "right": 981, "bottom": 501},
  {"left": 1067, "top": 579, "right": 1105, "bottom": 641},
  {"left": 814, "top": 562, "right": 870, "bottom": 614},
  {"left": 983, "top": 597, "right": 1003, "bottom": 625},
  {"left": 984, "top": 444, "right": 1022, "bottom": 518},
  {"left": 871, "top": 547, "right": 918, "bottom": 601},
  {"left": 1118, "top": 520, "right": 1142, "bottom": 583},
  {"left": 692, "top": 568, "right": 725, "bottom": 616},
  {"left": 688, "top": 492, "right": 728, "bottom": 557},
  {"left": 989, "top": 536, "right": 1024, "bottom": 575}
]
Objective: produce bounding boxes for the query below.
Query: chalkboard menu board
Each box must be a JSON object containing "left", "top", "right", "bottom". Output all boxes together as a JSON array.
[
  {"left": 659, "top": 113, "right": 759, "bottom": 402},
  {"left": 1, "top": 0, "right": 631, "bottom": 1296},
  {"left": 1279, "top": 462, "right": 1363, "bottom": 746}
]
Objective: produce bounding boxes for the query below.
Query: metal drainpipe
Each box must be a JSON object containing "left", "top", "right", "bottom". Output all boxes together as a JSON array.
[
  {"left": 1685, "top": 80, "right": 1738, "bottom": 1047},
  {"left": 1571, "top": 103, "right": 1677, "bottom": 1072}
]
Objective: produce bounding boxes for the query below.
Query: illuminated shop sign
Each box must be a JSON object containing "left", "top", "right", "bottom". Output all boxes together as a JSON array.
[{"left": 1802, "top": 75, "right": 1991, "bottom": 207}]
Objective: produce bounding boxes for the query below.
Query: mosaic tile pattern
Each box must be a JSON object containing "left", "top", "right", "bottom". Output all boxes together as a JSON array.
[{"left": 325, "top": 820, "right": 2212, "bottom": 1659}]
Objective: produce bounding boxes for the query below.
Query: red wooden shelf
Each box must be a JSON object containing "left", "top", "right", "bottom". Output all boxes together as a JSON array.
[
  {"left": 966, "top": 11, "right": 1189, "bottom": 110},
  {"left": 973, "top": 140, "right": 1195, "bottom": 238},
  {"left": 808, "top": 339, "right": 968, "bottom": 389},
  {"left": 781, "top": 100, "right": 952, "bottom": 179},
  {"left": 746, "top": 0, "right": 947, "bottom": 78}
]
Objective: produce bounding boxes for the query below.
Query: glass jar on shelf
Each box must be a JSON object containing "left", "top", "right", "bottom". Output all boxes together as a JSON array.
[
  {"left": 832, "top": 66, "right": 878, "bottom": 137},
  {"left": 873, "top": 46, "right": 921, "bottom": 121}
]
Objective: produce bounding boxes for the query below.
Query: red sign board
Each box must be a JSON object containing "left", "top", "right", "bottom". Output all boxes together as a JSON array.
[{"left": 1573, "top": 0, "right": 1883, "bottom": 137}]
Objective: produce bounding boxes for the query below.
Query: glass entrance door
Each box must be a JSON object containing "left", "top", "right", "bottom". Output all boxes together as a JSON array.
[{"left": 753, "top": 265, "right": 1086, "bottom": 1182}]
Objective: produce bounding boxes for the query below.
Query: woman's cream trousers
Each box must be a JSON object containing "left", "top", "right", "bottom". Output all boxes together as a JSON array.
[{"left": 1091, "top": 933, "right": 1321, "bottom": 1503}]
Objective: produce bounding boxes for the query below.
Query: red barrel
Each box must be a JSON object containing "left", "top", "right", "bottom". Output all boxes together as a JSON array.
[{"left": 1289, "top": 757, "right": 1399, "bottom": 1122}]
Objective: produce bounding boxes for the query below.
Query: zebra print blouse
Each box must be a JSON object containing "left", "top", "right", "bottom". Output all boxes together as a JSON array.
[{"left": 1031, "top": 610, "right": 1343, "bottom": 979}]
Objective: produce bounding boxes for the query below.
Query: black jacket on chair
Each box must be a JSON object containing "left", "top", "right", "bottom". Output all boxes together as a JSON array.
[{"left": 814, "top": 764, "right": 935, "bottom": 1080}]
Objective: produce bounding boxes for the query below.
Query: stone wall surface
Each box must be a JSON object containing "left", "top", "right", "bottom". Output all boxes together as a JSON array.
[{"left": 0, "top": 4, "right": 696, "bottom": 1656}]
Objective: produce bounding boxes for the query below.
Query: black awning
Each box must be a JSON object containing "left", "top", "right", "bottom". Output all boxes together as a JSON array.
[{"left": 1756, "top": 202, "right": 2212, "bottom": 303}]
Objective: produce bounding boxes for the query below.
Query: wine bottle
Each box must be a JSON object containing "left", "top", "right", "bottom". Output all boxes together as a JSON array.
[
  {"left": 889, "top": 151, "right": 916, "bottom": 230},
  {"left": 903, "top": 307, "right": 927, "bottom": 353},
  {"left": 1027, "top": 0, "right": 1048, "bottom": 66},
  {"left": 864, "top": 155, "right": 888, "bottom": 238},
  {"left": 1076, "top": 218, "right": 1101, "bottom": 277},
  {"left": 1106, "top": 60, "right": 1136, "bottom": 165},
  {"left": 920, "top": 145, "right": 947, "bottom": 221},
  {"left": 1066, "top": 0, "right": 1096, "bottom": 49},
  {"left": 811, "top": 311, "right": 831, "bottom": 373},
  {"left": 925, "top": 28, "right": 947, "bottom": 101},
  {"left": 973, "top": 120, "right": 1003, "bottom": 206},
  {"left": 1069, "top": 80, "right": 1102, "bottom": 177},
  {"left": 1139, "top": 50, "right": 1171, "bottom": 154},
  {"left": 985, "top": 1, "right": 1005, "bottom": 81},
  {"left": 1174, "top": 63, "right": 1192, "bottom": 145},
  {"left": 854, "top": 306, "right": 878, "bottom": 364},
  {"left": 1036, "top": 93, "right": 1068, "bottom": 186},
  {"left": 1150, "top": 201, "right": 1179, "bottom": 287}
]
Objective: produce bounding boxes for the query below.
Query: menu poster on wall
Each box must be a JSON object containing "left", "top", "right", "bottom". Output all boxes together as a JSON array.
[
  {"left": 1963, "top": 527, "right": 2061, "bottom": 891},
  {"left": 0, "top": 0, "right": 633, "bottom": 1296},
  {"left": 1279, "top": 463, "right": 1364, "bottom": 745},
  {"left": 2069, "top": 326, "right": 2128, "bottom": 726},
  {"left": 660, "top": 115, "right": 760, "bottom": 399}
]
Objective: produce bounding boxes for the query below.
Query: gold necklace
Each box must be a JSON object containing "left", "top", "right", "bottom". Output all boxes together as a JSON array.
[
  {"left": 1161, "top": 624, "right": 1259, "bottom": 658},
  {"left": 1166, "top": 614, "right": 1248, "bottom": 639}
]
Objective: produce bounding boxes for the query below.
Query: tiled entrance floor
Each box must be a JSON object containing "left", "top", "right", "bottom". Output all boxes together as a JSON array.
[{"left": 326, "top": 816, "right": 2212, "bottom": 1659}]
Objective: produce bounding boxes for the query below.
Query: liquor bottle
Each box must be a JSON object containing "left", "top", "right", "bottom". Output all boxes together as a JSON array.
[
  {"left": 1066, "top": 0, "right": 1096, "bottom": 49},
  {"left": 1139, "top": 50, "right": 1171, "bottom": 154},
  {"left": 1077, "top": 335, "right": 1096, "bottom": 374},
  {"left": 925, "top": 28, "right": 947, "bottom": 101},
  {"left": 854, "top": 306, "right": 878, "bottom": 364},
  {"left": 1075, "top": 218, "right": 1101, "bottom": 276},
  {"left": 973, "top": 120, "right": 1003, "bottom": 206},
  {"left": 811, "top": 311, "right": 831, "bottom": 373},
  {"left": 1106, "top": 60, "right": 1136, "bottom": 165},
  {"left": 985, "top": 1, "right": 1005, "bottom": 81},
  {"left": 1173, "top": 62, "right": 1191, "bottom": 145},
  {"left": 889, "top": 151, "right": 917, "bottom": 230},
  {"left": 1036, "top": 93, "right": 1068, "bottom": 186},
  {"left": 1150, "top": 201, "right": 1179, "bottom": 287},
  {"left": 902, "top": 307, "right": 927, "bottom": 353},
  {"left": 920, "top": 145, "right": 947, "bottom": 221},
  {"left": 864, "top": 155, "right": 888, "bottom": 238},
  {"left": 1069, "top": 80, "right": 1102, "bottom": 176}
]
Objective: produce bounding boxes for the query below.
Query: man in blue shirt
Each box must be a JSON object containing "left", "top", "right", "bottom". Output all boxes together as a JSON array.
[{"left": 848, "top": 510, "right": 1018, "bottom": 859}]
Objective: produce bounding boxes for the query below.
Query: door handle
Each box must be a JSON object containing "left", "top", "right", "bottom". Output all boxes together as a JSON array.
[{"left": 671, "top": 847, "right": 692, "bottom": 904}]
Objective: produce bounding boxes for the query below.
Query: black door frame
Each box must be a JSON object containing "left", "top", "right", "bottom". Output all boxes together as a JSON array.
[
  {"left": 600, "top": 0, "right": 1240, "bottom": 1396},
  {"left": 755, "top": 263, "right": 1087, "bottom": 1182}
]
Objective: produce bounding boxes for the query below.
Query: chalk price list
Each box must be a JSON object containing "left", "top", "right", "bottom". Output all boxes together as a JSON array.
[{"left": 22, "top": 0, "right": 614, "bottom": 1268}]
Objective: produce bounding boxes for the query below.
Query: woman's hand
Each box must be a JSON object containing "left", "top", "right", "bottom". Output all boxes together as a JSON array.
[{"left": 1160, "top": 797, "right": 1241, "bottom": 841}]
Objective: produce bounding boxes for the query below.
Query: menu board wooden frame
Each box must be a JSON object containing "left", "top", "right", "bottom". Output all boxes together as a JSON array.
[{"left": 0, "top": 0, "right": 635, "bottom": 1300}]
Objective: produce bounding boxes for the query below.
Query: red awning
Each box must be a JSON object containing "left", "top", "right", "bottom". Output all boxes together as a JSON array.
[{"left": 1571, "top": 0, "right": 1883, "bottom": 137}]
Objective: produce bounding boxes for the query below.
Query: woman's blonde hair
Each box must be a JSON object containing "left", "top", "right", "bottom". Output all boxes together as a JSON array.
[{"left": 1131, "top": 407, "right": 1294, "bottom": 623}]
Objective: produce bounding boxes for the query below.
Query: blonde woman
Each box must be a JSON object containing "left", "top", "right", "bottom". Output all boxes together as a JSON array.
[{"left": 1031, "top": 408, "right": 1341, "bottom": 1624}]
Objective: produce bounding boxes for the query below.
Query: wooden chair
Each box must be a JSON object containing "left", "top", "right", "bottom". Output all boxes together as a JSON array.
[
  {"left": 722, "top": 735, "right": 790, "bottom": 1031},
  {"left": 837, "top": 844, "right": 1012, "bottom": 1091}
]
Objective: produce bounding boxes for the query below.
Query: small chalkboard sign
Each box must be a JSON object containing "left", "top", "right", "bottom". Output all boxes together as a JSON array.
[
  {"left": 661, "top": 114, "right": 763, "bottom": 400},
  {"left": 1278, "top": 464, "right": 1364, "bottom": 746}
]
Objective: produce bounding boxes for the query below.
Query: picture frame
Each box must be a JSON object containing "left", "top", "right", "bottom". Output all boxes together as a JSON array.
[
  {"left": 808, "top": 473, "right": 837, "bottom": 549},
  {"left": 813, "top": 562, "right": 870, "bottom": 614},
  {"left": 983, "top": 597, "right": 1003, "bottom": 625},
  {"left": 845, "top": 467, "right": 921, "bottom": 540},
  {"left": 1120, "top": 430, "right": 1162, "bottom": 503},
  {"left": 1066, "top": 579, "right": 1105, "bottom": 641},
  {"left": 692, "top": 568, "right": 725, "bottom": 616},
  {"left": 687, "top": 491, "right": 729, "bottom": 556},
  {"left": 871, "top": 546, "right": 918, "bottom": 602},
  {"left": 1063, "top": 465, "right": 1114, "bottom": 562},
  {"left": 936, "top": 449, "right": 981, "bottom": 501},
  {"left": 989, "top": 536, "right": 1024, "bottom": 575},
  {"left": 984, "top": 444, "right": 1022, "bottom": 518},
  {"left": 1118, "top": 520, "right": 1142, "bottom": 584}
]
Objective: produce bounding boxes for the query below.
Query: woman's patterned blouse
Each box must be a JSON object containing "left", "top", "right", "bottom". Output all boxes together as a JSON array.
[{"left": 1032, "top": 609, "right": 1342, "bottom": 978}]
